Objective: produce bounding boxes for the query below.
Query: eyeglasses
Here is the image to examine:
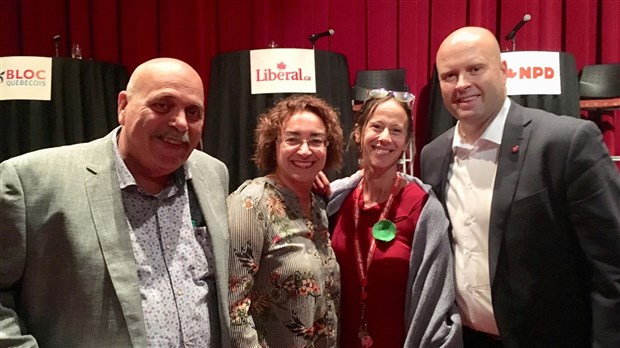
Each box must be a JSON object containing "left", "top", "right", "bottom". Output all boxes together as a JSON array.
[
  {"left": 365, "top": 88, "right": 415, "bottom": 105},
  {"left": 278, "top": 135, "right": 329, "bottom": 150}
]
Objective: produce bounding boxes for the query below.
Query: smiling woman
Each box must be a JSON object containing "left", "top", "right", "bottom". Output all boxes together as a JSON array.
[
  {"left": 227, "top": 94, "right": 344, "bottom": 348},
  {"left": 323, "top": 91, "right": 461, "bottom": 347}
]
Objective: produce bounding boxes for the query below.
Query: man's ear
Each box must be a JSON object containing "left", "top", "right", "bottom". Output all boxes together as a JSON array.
[
  {"left": 500, "top": 60, "right": 508, "bottom": 83},
  {"left": 117, "top": 91, "right": 128, "bottom": 125}
]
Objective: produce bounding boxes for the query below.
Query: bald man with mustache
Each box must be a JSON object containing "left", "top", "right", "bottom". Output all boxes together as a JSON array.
[
  {"left": 1, "top": 58, "right": 231, "bottom": 347},
  {"left": 421, "top": 27, "right": 620, "bottom": 347}
]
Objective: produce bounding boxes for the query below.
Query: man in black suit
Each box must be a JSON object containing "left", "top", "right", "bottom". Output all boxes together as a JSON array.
[{"left": 420, "top": 26, "right": 620, "bottom": 347}]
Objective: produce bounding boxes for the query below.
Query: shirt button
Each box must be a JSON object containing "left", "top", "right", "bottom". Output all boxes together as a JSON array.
[
  {"left": 465, "top": 217, "right": 473, "bottom": 225},
  {"left": 466, "top": 182, "right": 473, "bottom": 189}
]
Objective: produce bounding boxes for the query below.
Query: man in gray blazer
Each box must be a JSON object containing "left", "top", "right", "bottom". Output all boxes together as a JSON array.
[
  {"left": 421, "top": 27, "right": 620, "bottom": 347},
  {"left": 1, "top": 58, "right": 231, "bottom": 347}
]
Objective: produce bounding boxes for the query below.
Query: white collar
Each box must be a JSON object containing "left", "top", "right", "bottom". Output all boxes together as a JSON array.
[{"left": 452, "top": 97, "right": 511, "bottom": 150}]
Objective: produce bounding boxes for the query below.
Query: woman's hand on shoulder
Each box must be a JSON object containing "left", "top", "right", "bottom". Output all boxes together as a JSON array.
[{"left": 312, "top": 171, "right": 332, "bottom": 198}]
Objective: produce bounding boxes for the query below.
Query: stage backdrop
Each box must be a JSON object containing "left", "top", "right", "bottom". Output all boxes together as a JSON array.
[{"left": 1, "top": 0, "right": 618, "bottom": 171}]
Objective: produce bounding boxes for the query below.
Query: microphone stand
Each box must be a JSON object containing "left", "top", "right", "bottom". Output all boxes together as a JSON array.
[
  {"left": 308, "top": 29, "right": 335, "bottom": 49},
  {"left": 505, "top": 15, "right": 531, "bottom": 52},
  {"left": 53, "top": 35, "right": 61, "bottom": 57}
]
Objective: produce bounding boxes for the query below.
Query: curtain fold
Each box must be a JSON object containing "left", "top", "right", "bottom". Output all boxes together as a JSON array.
[{"left": 1, "top": 0, "right": 617, "bottom": 167}]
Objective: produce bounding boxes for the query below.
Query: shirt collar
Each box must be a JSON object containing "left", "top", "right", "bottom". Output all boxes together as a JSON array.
[
  {"left": 452, "top": 97, "right": 511, "bottom": 150},
  {"left": 112, "top": 127, "right": 192, "bottom": 191}
]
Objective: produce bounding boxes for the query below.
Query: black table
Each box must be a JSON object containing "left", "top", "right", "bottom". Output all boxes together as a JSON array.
[
  {"left": 0, "top": 57, "right": 129, "bottom": 162},
  {"left": 205, "top": 49, "right": 357, "bottom": 191},
  {"left": 427, "top": 51, "right": 581, "bottom": 140}
]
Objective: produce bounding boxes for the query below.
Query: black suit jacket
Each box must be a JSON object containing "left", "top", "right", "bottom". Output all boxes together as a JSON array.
[{"left": 420, "top": 102, "right": 620, "bottom": 347}]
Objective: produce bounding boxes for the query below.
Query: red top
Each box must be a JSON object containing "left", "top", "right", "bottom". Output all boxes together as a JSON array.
[{"left": 331, "top": 182, "right": 428, "bottom": 348}]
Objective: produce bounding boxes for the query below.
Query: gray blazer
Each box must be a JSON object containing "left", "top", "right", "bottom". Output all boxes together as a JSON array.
[
  {"left": 0, "top": 129, "right": 231, "bottom": 347},
  {"left": 420, "top": 101, "right": 620, "bottom": 347}
]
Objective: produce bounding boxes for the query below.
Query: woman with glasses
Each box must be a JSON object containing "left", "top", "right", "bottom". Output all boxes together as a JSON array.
[
  {"left": 318, "top": 89, "right": 461, "bottom": 347},
  {"left": 227, "top": 94, "right": 344, "bottom": 347}
]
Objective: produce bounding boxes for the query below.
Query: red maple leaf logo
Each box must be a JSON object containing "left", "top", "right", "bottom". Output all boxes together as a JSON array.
[
  {"left": 277, "top": 62, "right": 286, "bottom": 70},
  {"left": 506, "top": 68, "right": 517, "bottom": 78}
]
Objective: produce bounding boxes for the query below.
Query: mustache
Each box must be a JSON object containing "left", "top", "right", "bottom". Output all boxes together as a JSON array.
[{"left": 160, "top": 130, "right": 190, "bottom": 144}]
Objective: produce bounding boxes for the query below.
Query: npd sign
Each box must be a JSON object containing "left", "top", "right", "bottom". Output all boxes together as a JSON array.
[
  {"left": 0, "top": 56, "right": 52, "bottom": 101},
  {"left": 501, "top": 51, "right": 561, "bottom": 96}
]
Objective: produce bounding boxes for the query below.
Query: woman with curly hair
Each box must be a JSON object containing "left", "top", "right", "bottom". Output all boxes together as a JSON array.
[{"left": 227, "top": 94, "right": 344, "bottom": 347}]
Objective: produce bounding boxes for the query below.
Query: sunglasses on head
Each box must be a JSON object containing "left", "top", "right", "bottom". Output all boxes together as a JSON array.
[{"left": 365, "top": 88, "right": 415, "bottom": 105}]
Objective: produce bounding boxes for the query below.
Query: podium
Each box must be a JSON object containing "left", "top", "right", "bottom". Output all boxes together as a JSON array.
[
  {"left": 427, "top": 52, "right": 580, "bottom": 141},
  {"left": 204, "top": 50, "right": 357, "bottom": 191},
  {"left": 0, "top": 57, "right": 128, "bottom": 162}
]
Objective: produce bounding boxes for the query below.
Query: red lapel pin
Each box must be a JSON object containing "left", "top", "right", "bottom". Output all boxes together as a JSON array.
[{"left": 512, "top": 145, "right": 520, "bottom": 153}]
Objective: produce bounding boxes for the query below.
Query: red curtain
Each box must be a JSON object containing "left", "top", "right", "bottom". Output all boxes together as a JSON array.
[{"left": 2, "top": 0, "right": 618, "bottom": 161}]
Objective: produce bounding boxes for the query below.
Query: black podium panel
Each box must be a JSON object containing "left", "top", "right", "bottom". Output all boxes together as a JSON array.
[
  {"left": 205, "top": 50, "right": 357, "bottom": 191},
  {"left": 0, "top": 57, "right": 129, "bottom": 161},
  {"left": 428, "top": 52, "right": 581, "bottom": 140}
]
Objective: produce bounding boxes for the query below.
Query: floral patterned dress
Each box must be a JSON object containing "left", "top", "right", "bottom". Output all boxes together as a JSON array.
[{"left": 228, "top": 177, "right": 340, "bottom": 348}]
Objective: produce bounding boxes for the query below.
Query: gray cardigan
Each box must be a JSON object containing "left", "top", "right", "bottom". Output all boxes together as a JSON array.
[{"left": 327, "top": 171, "right": 462, "bottom": 348}]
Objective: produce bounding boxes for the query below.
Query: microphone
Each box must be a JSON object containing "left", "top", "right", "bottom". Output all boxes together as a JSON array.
[
  {"left": 505, "top": 14, "right": 531, "bottom": 41},
  {"left": 309, "top": 29, "right": 335, "bottom": 42},
  {"left": 53, "top": 35, "right": 61, "bottom": 57}
]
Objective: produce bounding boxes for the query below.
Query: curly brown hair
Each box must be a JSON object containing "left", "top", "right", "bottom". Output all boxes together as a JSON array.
[{"left": 253, "top": 94, "right": 344, "bottom": 173}]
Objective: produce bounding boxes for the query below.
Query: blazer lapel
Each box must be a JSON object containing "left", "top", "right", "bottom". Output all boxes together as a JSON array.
[
  {"left": 424, "top": 129, "right": 455, "bottom": 205},
  {"left": 188, "top": 158, "right": 232, "bottom": 343},
  {"left": 84, "top": 135, "right": 147, "bottom": 347},
  {"left": 488, "top": 103, "right": 532, "bottom": 284},
  {"left": 437, "top": 131, "right": 455, "bottom": 205},
  {"left": 188, "top": 163, "right": 229, "bottom": 258}
]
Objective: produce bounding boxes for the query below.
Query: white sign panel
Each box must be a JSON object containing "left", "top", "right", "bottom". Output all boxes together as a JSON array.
[
  {"left": 501, "top": 51, "right": 561, "bottom": 95},
  {"left": 0, "top": 56, "right": 52, "bottom": 101},
  {"left": 250, "top": 48, "right": 316, "bottom": 94}
]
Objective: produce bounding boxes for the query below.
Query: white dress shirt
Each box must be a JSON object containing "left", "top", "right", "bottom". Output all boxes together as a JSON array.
[{"left": 446, "top": 98, "right": 510, "bottom": 335}]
